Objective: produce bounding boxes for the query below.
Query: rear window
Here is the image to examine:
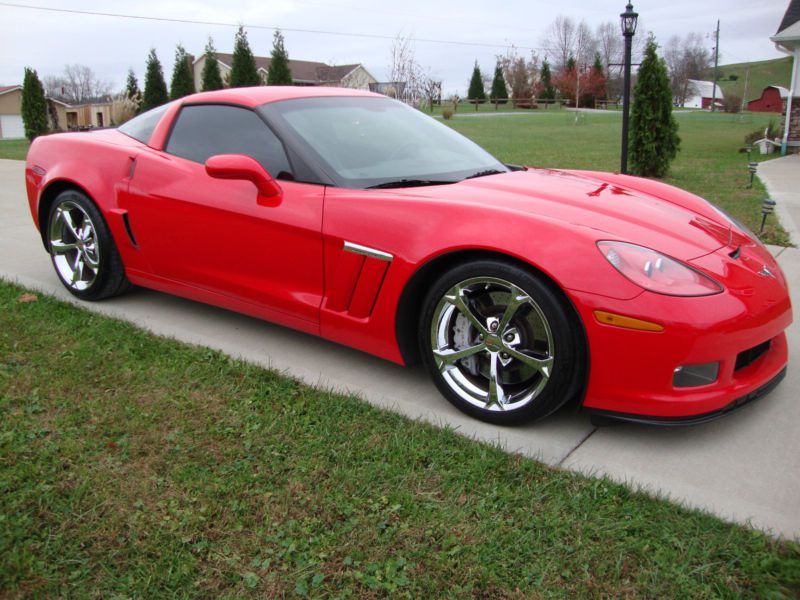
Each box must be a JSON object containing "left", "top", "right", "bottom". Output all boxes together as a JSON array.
[{"left": 118, "top": 102, "right": 174, "bottom": 144}]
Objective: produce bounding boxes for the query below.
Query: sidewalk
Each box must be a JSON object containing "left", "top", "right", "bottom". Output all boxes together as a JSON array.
[{"left": 758, "top": 153, "right": 800, "bottom": 247}]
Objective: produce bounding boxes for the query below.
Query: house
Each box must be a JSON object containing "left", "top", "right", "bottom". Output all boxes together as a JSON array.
[
  {"left": 684, "top": 79, "right": 724, "bottom": 109},
  {"left": 772, "top": 0, "right": 800, "bottom": 152},
  {"left": 0, "top": 85, "right": 24, "bottom": 139},
  {"left": 0, "top": 83, "right": 113, "bottom": 137},
  {"left": 46, "top": 97, "right": 112, "bottom": 131},
  {"left": 747, "top": 85, "right": 789, "bottom": 112},
  {"left": 192, "top": 53, "right": 377, "bottom": 92}
]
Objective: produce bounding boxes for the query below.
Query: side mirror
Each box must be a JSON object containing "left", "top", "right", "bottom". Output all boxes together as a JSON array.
[{"left": 205, "top": 154, "right": 282, "bottom": 200}]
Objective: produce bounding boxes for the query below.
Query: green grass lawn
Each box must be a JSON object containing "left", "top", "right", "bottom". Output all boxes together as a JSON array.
[
  {"left": 442, "top": 110, "right": 790, "bottom": 245},
  {"left": 0, "top": 138, "right": 29, "bottom": 160},
  {"left": 2, "top": 282, "right": 800, "bottom": 597}
]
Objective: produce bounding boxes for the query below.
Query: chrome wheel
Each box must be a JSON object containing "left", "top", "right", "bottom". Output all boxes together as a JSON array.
[
  {"left": 430, "top": 276, "right": 555, "bottom": 412},
  {"left": 48, "top": 200, "right": 100, "bottom": 291}
]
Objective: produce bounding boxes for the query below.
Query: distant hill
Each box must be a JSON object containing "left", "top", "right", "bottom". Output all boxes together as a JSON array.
[{"left": 710, "top": 56, "right": 793, "bottom": 102}]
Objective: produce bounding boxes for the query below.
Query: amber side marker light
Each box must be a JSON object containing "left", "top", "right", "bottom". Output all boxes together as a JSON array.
[{"left": 593, "top": 310, "right": 664, "bottom": 332}]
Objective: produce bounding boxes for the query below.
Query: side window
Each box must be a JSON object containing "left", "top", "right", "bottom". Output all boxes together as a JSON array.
[{"left": 165, "top": 104, "right": 293, "bottom": 179}]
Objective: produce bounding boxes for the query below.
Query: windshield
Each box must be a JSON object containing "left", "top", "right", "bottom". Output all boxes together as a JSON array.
[{"left": 261, "top": 96, "right": 508, "bottom": 189}]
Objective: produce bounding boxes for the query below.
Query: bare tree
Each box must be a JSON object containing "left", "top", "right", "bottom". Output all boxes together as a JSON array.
[
  {"left": 595, "top": 22, "right": 621, "bottom": 102},
  {"left": 422, "top": 78, "right": 442, "bottom": 111},
  {"left": 595, "top": 22, "right": 623, "bottom": 75},
  {"left": 664, "top": 32, "right": 712, "bottom": 106},
  {"left": 388, "top": 33, "right": 425, "bottom": 104},
  {"left": 543, "top": 16, "right": 575, "bottom": 71},
  {"left": 497, "top": 46, "right": 540, "bottom": 103},
  {"left": 542, "top": 16, "right": 596, "bottom": 72},
  {"left": 573, "top": 20, "right": 596, "bottom": 67},
  {"left": 43, "top": 64, "right": 112, "bottom": 104}
]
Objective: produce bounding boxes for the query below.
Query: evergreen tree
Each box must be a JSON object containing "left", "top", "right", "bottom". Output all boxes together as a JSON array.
[
  {"left": 489, "top": 63, "right": 508, "bottom": 104},
  {"left": 21, "top": 67, "right": 48, "bottom": 141},
  {"left": 467, "top": 61, "right": 486, "bottom": 101},
  {"left": 539, "top": 60, "right": 555, "bottom": 100},
  {"left": 201, "top": 37, "right": 224, "bottom": 91},
  {"left": 629, "top": 37, "right": 680, "bottom": 178},
  {"left": 229, "top": 26, "right": 261, "bottom": 87},
  {"left": 141, "top": 49, "right": 169, "bottom": 111},
  {"left": 125, "top": 69, "right": 140, "bottom": 99},
  {"left": 267, "top": 29, "right": 293, "bottom": 85},
  {"left": 592, "top": 52, "right": 604, "bottom": 79},
  {"left": 170, "top": 44, "right": 195, "bottom": 100},
  {"left": 565, "top": 55, "right": 576, "bottom": 72}
]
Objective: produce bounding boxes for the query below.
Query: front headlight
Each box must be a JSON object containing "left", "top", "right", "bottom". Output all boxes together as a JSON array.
[{"left": 597, "top": 241, "right": 723, "bottom": 297}]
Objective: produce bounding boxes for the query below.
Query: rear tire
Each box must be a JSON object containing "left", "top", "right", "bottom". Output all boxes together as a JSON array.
[
  {"left": 419, "top": 260, "right": 585, "bottom": 425},
  {"left": 46, "top": 189, "right": 130, "bottom": 300}
]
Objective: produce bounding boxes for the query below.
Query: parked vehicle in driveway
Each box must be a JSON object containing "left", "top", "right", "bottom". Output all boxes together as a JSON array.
[{"left": 24, "top": 86, "right": 792, "bottom": 425}]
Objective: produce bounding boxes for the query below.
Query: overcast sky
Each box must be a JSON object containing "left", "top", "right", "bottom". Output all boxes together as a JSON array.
[{"left": 0, "top": 0, "right": 792, "bottom": 95}]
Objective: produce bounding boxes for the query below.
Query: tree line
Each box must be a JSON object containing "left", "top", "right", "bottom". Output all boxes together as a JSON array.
[
  {"left": 20, "top": 26, "right": 293, "bottom": 139},
  {"left": 461, "top": 16, "right": 713, "bottom": 110},
  {"left": 131, "top": 27, "right": 292, "bottom": 112}
]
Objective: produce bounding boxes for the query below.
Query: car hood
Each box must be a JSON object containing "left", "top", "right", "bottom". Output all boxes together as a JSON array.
[{"left": 397, "top": 168, "right": 732, "bottom": 261}]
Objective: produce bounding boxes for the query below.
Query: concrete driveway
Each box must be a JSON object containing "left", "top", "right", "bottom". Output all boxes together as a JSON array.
[{"left": 1, "top": 158, "right": 798, "bottom": 539}]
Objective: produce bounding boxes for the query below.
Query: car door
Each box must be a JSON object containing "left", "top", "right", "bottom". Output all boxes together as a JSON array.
[{"left": 124, "top": 103, "right": 324, "bottom": 329}]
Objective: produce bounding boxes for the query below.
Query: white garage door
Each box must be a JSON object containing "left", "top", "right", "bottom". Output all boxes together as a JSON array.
[{"left": 0, "top": 114, "right": 25, "bottom": 139}]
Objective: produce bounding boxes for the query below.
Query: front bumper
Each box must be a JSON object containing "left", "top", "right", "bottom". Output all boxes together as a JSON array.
[
  {"left": 587, "top": 366, "right": 786, "bottom": 426},
  {"left": 569, "top": 243, "right": 792, "bottom": 419}
]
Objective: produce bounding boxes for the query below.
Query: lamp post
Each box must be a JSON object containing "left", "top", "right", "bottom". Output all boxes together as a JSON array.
[{"left": 620, "top": 2, "right": 638, "bottom": 174}]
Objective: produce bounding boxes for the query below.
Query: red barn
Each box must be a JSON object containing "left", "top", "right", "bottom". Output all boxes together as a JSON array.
[{"left": 748, "top": 85, "right": 789, "bottom": 112}]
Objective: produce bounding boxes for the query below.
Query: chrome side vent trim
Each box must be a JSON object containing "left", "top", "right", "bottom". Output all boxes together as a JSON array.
[{"left": 343, "top": 241, "right": 393, "bottom": 262}]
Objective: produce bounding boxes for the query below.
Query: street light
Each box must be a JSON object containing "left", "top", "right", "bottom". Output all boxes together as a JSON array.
[{"left": 620, "top": 2, "right": 638, "bottom": 174}]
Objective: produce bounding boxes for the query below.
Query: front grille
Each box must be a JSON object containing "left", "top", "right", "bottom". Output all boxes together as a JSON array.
[{"left": 735, "top": 340, "right": 771, "bottom": 372}]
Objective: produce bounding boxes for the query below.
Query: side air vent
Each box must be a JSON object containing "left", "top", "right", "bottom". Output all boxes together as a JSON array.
[
  {"left": 325, "top": 242, "right": 392, "bottom": 318},
  {"left": 121, "top": 212, "right": 138, "bottom": 247}
]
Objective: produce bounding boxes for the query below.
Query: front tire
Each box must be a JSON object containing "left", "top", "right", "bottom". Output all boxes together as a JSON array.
[
  {"left": 419, "top": 260, "right": 585, "bottom": 425},
  {"left": 47, "top": 190, "right": 130, "bottom": 300}
]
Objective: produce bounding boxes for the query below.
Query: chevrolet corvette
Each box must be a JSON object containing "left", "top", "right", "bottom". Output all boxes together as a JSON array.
[{"left": 25, "top": 87, "right": 792, "bottom": 425}]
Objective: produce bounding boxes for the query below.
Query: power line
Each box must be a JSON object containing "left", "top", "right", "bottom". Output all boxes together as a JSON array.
[{"left": 0, "top": 1, "right": 545, "bottom": 51}]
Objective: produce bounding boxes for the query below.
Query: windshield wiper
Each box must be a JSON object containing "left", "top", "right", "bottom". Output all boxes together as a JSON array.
[
  {"left": 464, "top": 169, "right": 506, "bottom": 180},
  {"left": 366, "top": 179, "right": 455, "bottom": 189}
]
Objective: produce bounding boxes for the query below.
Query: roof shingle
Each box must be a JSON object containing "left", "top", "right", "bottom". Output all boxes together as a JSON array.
[
  {"left": 777, "top": 0, "right": 800, "bottom": 34},
  {"left": 210, "top": 54, "right": 359, "bottom": 84}
]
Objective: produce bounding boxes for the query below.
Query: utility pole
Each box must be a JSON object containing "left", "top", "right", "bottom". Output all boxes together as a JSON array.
[
  {"left": 740, "top": 67, "right": 750, "bottom": 114},
  {"left": 710, "top": 20, "right": 720, "bottom": 112}
]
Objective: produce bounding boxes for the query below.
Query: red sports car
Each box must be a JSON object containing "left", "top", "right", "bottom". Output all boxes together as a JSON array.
[{"left": 25, "top": 87, "right": 791, "bottom": 425}]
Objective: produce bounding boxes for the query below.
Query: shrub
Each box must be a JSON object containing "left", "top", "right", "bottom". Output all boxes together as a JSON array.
[
  {"left": 170, "top": 44, "right": 195, "bottom": 100},
  {"left": 111, "top": 94, "right": 138, "bottom": 125},
  {"left": 230, "top": 26, "right": 260, "bottom": 87},
  {"left": 629, "top": 38, "right": 680, "bottom": 178},
  {"left": 467, "top": 61, "right": 486, "bottom": 101},
  {"left": 442, "top": 107, "right": 454, "bottom": 120},
  {"left": 744, "top": 119, "right": 779, "bottom": 145},
  {"left": 201, "top": 38, "right": 225, "bottom": 92},
  {"left": 141, "top": 49, "right": 168, "bottom": 111},
  {"left": 21, "top": 67, "right": 48, "bottom": 141},
  {"left": 267, "top": 29, "right": 292, "bottom": 85},
  {"left": 489, "top": 63, "right": 508, "bottom": 104},
  {"left": 722, "top": 93, "right": 741, "bottom": 113}
]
